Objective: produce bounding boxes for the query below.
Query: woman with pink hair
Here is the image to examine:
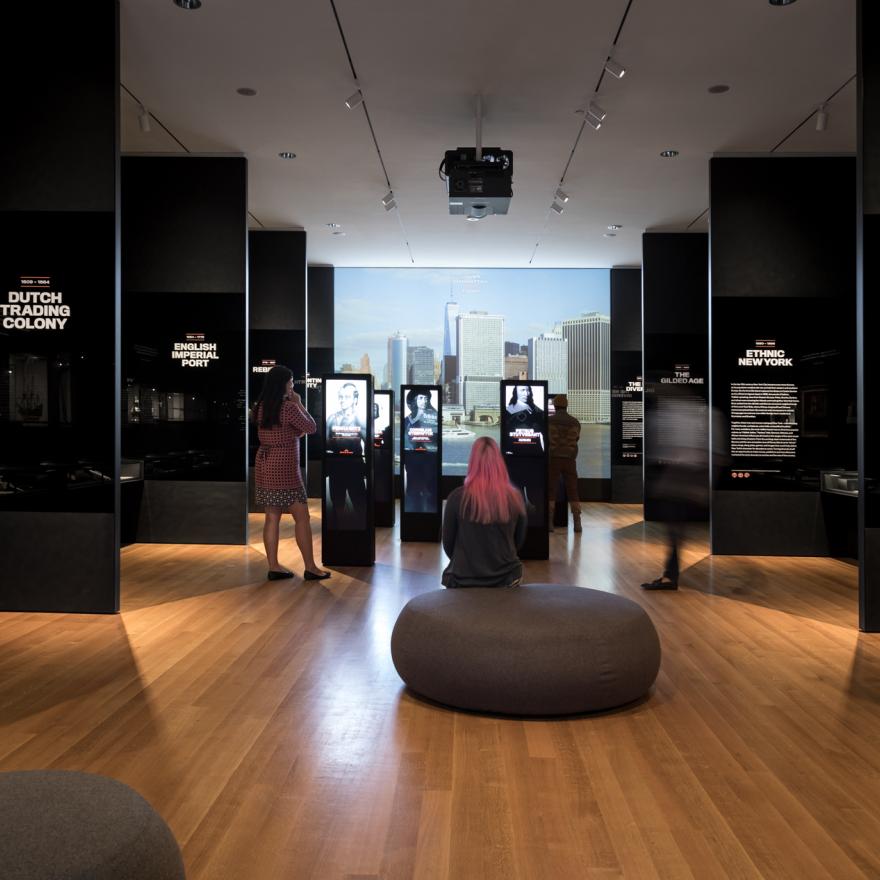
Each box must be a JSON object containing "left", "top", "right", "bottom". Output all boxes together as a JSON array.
[{"left": 441, "top": 436, "right": 527, "bottom": 588}]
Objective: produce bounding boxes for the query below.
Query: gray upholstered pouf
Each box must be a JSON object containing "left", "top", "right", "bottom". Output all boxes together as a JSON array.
[
  {"left": 0, "top": 771, "right": 185, "bottom": 880},
  {"left": 391, "top": 585, "right": 661, "bottom": 716}
]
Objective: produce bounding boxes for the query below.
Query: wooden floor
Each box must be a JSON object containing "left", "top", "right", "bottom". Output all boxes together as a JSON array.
[{"left": 1, "top": 503, "right": 878, "bottom": 879}]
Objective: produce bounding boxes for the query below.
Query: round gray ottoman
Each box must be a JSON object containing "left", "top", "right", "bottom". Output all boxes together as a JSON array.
[
  {"left": 0, "top": 771, "right": 185, "bottom": 880},
  {"left": 391, "top": 585, "right": 661, "bottom": 715}
]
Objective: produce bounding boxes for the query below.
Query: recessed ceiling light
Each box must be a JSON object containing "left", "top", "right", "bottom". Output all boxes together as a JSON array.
[
  {"left": 769, "top": 0, "right": 797, "bottom": 5},
  {"left": 604, "top": 232, "right": 617, "bottom": 238},
  {"left": 607, "top": 224, "right": 622, "bottom": 230},
  {"left": 708, "top": 84, "right": 730, "bottom": 94},
  {"left": 278, "top": 151, "right": 296, "bottom": 159},
  {"left": 660, "top": 149, "right": 679, "bottom": 158},
  {"left": 174, "top": 0, "right": 201, "bottom": 8},
  {"left": 236, "top": 87, "right": 257, "bottom": 97}
]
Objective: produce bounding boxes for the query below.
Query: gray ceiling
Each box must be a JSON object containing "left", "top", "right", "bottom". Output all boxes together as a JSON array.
[{"left": 120, "top": 0, "right": 856, "bottom": 268}]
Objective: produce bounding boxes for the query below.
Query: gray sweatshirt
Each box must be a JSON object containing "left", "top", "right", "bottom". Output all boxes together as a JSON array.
[{"left": 441, "top": 486, "right": 528, "bottom": 588}]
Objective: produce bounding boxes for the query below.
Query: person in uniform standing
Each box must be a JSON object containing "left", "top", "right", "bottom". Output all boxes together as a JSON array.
[{"left": 547, "top": 394, "right": 582, "bottom": 533}]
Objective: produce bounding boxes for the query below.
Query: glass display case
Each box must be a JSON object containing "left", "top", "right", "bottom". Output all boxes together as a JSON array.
[{"left": 820, "top": 469, "right": 858, "bottom": 497}]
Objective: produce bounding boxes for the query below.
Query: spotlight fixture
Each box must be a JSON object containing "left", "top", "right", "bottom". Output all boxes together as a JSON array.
[
  {"left": 326, "top": 223, "right": 341, "bottom": 229},
  {"left": 604, "top": 58, "right": 626, "bottom": 79},
  {"left": 137, "top": 105, "right": 151, "bottom": 133},
  {"left": 555, "top": 187, "right": 570, "bottom": 203},
  {"left": 236, "top": 87, "right": 257, "bottom": 97},
  {"left": 607, "top": 224, "right": 622, "bottom": 230},
  {"left": 381, "top": 191, "right": 395, "bottom": 208},
  {"left": 278, "top": 151, "right": 297, "bottom": 159},
  {"left": 551, "top": 201, "right": 565, "bottom": 215},
  {"left": 585, "top": 113, "right": 602, "bottom": 131},
  {"left": 815, "top": 105, "right": 828, "bottom": 132},
  {"left": 173, "top": 0, "right": 201, "bottom": 8},
  {"left": 660, "top": 149, "right": 679, "bottom": 158},
  {"left": 588, "top": 101, "right": 607, "bottom": 121},
  {"left": 345, "top": 90, "right": 364, "bottom": 110},
  {"left": 769, "top": 0, "right": 797, "bottom": 5}
]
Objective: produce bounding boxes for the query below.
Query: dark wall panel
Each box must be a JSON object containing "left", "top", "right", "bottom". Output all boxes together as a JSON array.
[
  {"left": 121, "top": 156, "right": 248, "bottom": 544},
  {"left": 0, "top": 2, "right": 120, "bottom": 612},
  {"left": 0, "top": 5, "right": 117, "bottom": 214},
  {"left": 859, "top": 0, "right": 880, "bottom": 629},
  {"left": 642, "top": 234, "right": 709, "bottom": 523},
  {"left": 610, "top": 267, "right": 643, "bottom": 503},
  {"left": 249, "top": 230, "right": 306, "bottom": 330},
  {"left": 248, "top": 231, "right": 308, "bottom": 510},
  {"left": 122, "top": 157, "right": 247, "bottom": 295},
  {"left": 307, "top": 267, "right": 335, "bottom": 493},
  {"left": 710, "top": 156, "right": 856, "bottom": 558}
]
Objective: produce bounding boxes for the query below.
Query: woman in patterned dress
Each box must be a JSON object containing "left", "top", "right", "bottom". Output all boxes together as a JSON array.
[{"left": 254, "top": 366, "right": 329, "bottom": 581}]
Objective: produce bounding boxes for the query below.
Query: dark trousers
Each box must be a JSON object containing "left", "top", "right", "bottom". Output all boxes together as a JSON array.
[{"left": 548, "top": 457, "right": 581, "bottom": 513}]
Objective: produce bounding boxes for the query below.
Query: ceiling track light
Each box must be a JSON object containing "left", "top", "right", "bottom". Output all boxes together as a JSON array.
[
  {"left": 551, "top": 201, "right": 564, "bottom": 215},
  {"left": 588, "top": 101, "right": 606, "bottom": 121},
  {"left": 173, "top": 0, "right": 202, "bottom": 8},
  {"left": 604, "top": 57, "right": 626, "bottom": 79},
  {"left": 381, "top": 191, "right": 395, "bottom": 208},
  {"left": 345, "top": 89, "right": 364, "bottom": 110},
  {"left": 816, "top": 105, "right": 828, "bottom": 132},
  {"left": 555, "top": 187, "right": 569, "bottom": 203},
  {"left": 585, "top": 112, "right": 602, "bottom": 131},
  {"left": 137, "top": 105, "right": 151, "bottom": 133}
]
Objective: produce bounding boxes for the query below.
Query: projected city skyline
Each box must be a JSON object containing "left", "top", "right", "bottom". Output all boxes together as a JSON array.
[{"left": 334, "top": 268, "right": 611, "bottom": 477}]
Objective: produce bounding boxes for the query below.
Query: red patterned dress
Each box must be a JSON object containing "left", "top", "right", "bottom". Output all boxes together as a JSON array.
[{"left": 255, "top": 399, "right": 316, "bottom": 507}]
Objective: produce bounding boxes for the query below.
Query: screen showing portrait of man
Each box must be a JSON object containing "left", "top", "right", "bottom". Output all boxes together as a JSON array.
[{"left": 324, "top": 378, "right": 368, "bottom": 529}]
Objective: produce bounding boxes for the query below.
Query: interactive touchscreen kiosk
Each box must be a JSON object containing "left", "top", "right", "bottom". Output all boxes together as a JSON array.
[
  {"left": 400, "top": 385, "right": 442, "bottom": 542},
  {"left": 501, "top": 380, "right": 549, "bottom": 559},
  {"left": 321, "top": 374, "right": 374, "bottom": 565},
  {"left": 372, "top": 390, "right": 394, "bottom": 527}
]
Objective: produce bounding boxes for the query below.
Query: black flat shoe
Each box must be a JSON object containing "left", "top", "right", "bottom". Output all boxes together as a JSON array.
[
  {"left": 303, "top": 570, "right": 331, "bottom": 581},
  {"left": 641, "top": 577, "right": 678, "bottom": 590},
  {"left": 267, "top": 570, "right": 294, "bottom": 581}
]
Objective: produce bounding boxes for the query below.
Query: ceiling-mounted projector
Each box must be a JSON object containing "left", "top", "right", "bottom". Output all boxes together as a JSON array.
[{"left": 442, "top": 147, "right": 513, "bottom": 220}]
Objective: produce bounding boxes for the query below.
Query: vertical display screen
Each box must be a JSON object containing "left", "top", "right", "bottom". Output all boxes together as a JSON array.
[
  {"left": 501, "top": 383, "right": 547, "bottom": 455},
  {"left": 401, "top": 386, "right": 440, "bottom": 514},
  {"left": 323, "top": 376, "right": 369, "bottom": 529},
  {"left": 501, "top": 381, "right": 548, "bottom": 527}
]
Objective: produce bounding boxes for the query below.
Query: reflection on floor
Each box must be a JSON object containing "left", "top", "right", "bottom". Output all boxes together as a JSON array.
[{"left": 1, "top": 502, "right": 875, "bottom": 879}]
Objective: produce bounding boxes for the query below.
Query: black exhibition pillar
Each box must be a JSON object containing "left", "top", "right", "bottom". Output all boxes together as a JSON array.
[
  {"left": 710, "top": 156, "right": 856, "bottom": 556},
  {"left": 373, "top": 390, "right": 395, "bottom": 526},
  {"left": 501, "top": 381, "right": 549, "bottom": 559},
  {"left": 248, "top": 230, "right": 307, "bottom": 511},
  {"left": 400, "top": 386, "right": 442, "bottom": 542},
  {"left": 610, "top": 267, "right": 643, "bottom": 503},
  {"left": 307, "top": 266, "right": 335, "bottom": 497},
  {"left": 121, "top": 156, "right": 248, "bottom": 544},
  {"left": 642, "top": 233, "right": 709, "bottom": 523},
  {"left": 858, "top": 0, "right": 880, "bottom": 630},
  {"left": 322, "top": 374, "right": 374, "bottom": 564},
  {"left": 0, "top": 2, "right": 120, "bottom": 612}
]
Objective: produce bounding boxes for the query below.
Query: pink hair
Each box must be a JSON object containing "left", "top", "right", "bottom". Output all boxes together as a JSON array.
[{"left": 460, "top": 436, "right": 526, "bottom": 524}]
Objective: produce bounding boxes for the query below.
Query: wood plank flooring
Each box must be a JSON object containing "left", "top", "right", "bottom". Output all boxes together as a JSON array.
[{"left": 1, "top": 503, "right": 877, "bottom": 879}]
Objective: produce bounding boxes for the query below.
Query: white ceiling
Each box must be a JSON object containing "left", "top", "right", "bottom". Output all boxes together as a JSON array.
[{"left": 120, "top": 0, "right": 856, "bottom": 268}]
